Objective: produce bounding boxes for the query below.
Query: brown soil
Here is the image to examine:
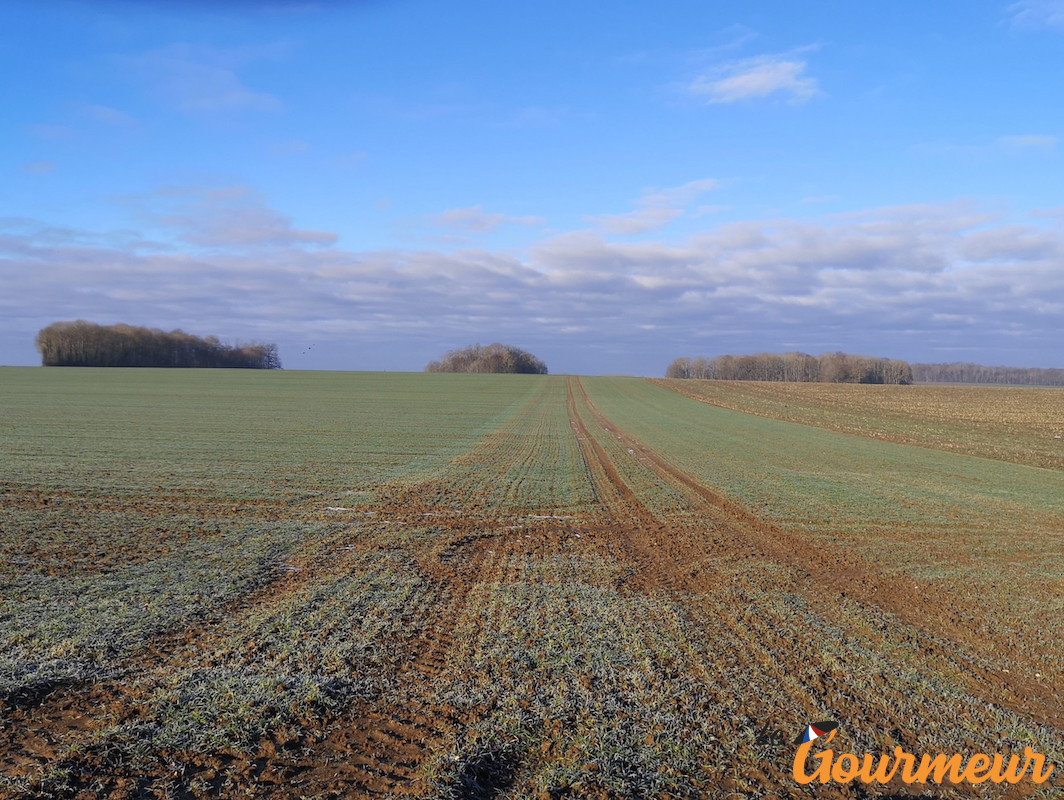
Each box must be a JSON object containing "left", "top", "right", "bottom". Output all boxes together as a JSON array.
[{"left": 2, "top": 377, "right": 1060, "bottom": 799}]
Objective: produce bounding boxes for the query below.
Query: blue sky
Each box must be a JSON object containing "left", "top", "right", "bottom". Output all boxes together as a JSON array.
[{"left": 3, "top": 0, "right": 1064, "bottom": 374}]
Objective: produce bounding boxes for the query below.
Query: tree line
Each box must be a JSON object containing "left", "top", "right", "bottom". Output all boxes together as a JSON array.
[
  {"left": 666, "top": 352, "right": 913, "bottom": 384},
  {"left": 911, "top": 362, "right": 1064, "bottom": 386},
  {"left": 425, "top": 343, "right": 548, "bottom": 374},
  {"left": 35, "top": 321, "right": 282, "bottom": 369}
]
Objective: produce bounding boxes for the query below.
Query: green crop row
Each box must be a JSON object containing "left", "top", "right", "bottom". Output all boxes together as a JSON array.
[{"left": 0, "top": 368, "right": 545, "bottom": 503}]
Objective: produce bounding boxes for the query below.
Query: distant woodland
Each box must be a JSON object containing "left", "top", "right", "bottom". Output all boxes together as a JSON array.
[
  {"left": 666, "top": 352, "right": 913, "bottom": 384},
  {"left": 36, "top": 321, "right": 281, "bottom": 369},
  {"left": 912, "top": 362, "right": 1064, "bottom": 386},
  {"left": 426, "top": 343, "right": 548, "bottom": 374}
]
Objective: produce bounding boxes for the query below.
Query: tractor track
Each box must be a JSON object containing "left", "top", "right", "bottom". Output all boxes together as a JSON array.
[
  {"left": 4, "top": 377, "right": 1061, "bottom": 800},
  {"left": 567, "top": 376, "right": 1063, "bottom": 734}
]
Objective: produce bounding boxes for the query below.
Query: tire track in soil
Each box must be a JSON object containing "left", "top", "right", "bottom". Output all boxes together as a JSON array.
[
  {"left": 567, "top": 378, "right": 850, "bottom": 797},
  {"left": 7, "top": 380, "right": 1060, "bottom": 799},
  {"left": 0, "top": 519, "right": 330, "bottom": 796},
  {"left": 566, "top": 377, "right": 1064, "bottom": 798},
  {"left": 4, "top": 383, "right": 571, "bottom": 798},
  {"left": 3, "top": 379, "right": 590, "bottom": 800},
  {"left": 255, "top": 532, "right": 493, "bottom": 800},
  {"left": 568, "top": 376, "right": 1063, "bottom": 734},
  {"left": 298, "top": 514, "right": 581, "bottom": 799},
  {"left": 289, "top": 517, "right": 587, "bottom": 799},
  {"left": 0, "top": 504, "right": 527, "bottom": 799}
]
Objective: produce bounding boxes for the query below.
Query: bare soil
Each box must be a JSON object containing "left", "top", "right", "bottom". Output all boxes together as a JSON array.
[{"left": 2, "top": 377, "right": 1060, "bottom": 799}]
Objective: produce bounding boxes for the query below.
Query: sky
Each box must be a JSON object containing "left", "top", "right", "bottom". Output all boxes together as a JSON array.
[{"left": 3, "top": 0, "right": 1064, "bottom": 375}]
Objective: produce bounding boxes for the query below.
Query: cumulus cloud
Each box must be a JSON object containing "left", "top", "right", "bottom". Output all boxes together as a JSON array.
[
  {"left": 689, "top": 52, "right": 820, "bottom": 104},
  {"left": 957, "top": 225, "right": 1059, "bottom": 261},
  {"left": 5, "top": 196, "right": 1064, "bottom": 372}
]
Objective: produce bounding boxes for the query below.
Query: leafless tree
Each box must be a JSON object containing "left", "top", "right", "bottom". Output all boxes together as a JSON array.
[
  {"left": 35, "top": 321, "right": 282, "bottom": 369},
  {"left": 425, "top": 343, "right": 547, "bottom": 374},
  {"left": 665, "top": 351, "right": 913, "bottom": 384},
  {"left": 912, "top": 362, "right": 1064, "bottom": 385}
]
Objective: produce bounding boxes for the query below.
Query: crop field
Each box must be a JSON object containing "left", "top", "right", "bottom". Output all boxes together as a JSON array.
[
  {"left": 1, "top": 368, "right": 1063, "bottom": 799},
  {"left": 655, "top": 378, "right": 1064, "bottom": 471}
]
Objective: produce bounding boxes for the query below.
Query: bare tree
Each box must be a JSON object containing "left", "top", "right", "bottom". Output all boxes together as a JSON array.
[
  {"left": 665, "top": 358, "right": 692, "bottom": 379},
  {"left": 665, "top": 351, "right": 913, "bottom": 384},
  {"left": 912, "top": 362, "right": 1064, "bottom": 385},
  {"left": 425, "top": 343, "right": 547, "bottom": 374},
  {"left": 35, "top": 321, "right": 282, "bottom": 368}
]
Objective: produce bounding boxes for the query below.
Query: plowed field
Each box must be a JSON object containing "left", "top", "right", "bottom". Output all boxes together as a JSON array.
[{"left": 1, "top": 369, "right": 1061, "bottom": 799}]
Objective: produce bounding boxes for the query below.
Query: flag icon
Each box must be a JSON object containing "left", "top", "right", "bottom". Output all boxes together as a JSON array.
[{"left": 795, "top": 721, "right": 839, "bottom": 745}]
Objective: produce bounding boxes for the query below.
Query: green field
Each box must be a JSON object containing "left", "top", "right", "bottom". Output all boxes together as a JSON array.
[
  {"left": 656, "top": 378, "right": 1064, "bottom": 471},
  {"left": 1, "top": 368, "right": 1062, "bottom": 799}
]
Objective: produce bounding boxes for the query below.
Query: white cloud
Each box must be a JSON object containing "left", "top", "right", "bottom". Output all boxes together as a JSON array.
[
  {"left": 693, "top": 204, "right": 730, "bottom": 217},
  {"left": 122, "top": 185, "right": 336, "bottom": 248},
  {"left": 6, "top": 198, "right": 1064, "bottom": 371},
  {"left": 640, "top": 178, "right": 719, "bottom": 208},
  {"left": 431, "top": 206, "right": 505, "bottom": 234},
  {"left": 586, "top": 208, "right": 684, "bottom": 235},
  {"left": 911, "top": 135, "right": 1059, "bottom": 160},
  {"left": 1008, "top": 0, "right": 1064, "bottom": 29},
  {"left": 689, "top": 53, "right": 820, "bottom": 104},
  {"left": 587, "top": 178, "right": 718, "bottom": 235},
  {"left": 957, "top": 225, "right": 1058, "bottom": 261},
  {"left": 999, "top": 134, "right": 1058, "bottom": 152},
  {"left": 426, "top": 205, "right": 545, "bottom": 235}
]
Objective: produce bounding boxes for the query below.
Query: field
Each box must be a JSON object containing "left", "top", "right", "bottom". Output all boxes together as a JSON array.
[
  {"left": 655, "top": 379, "right": 1064, "bottom": 471},
  {"left": 1, "top": 368, "right": 1063, "bottom": 799}
]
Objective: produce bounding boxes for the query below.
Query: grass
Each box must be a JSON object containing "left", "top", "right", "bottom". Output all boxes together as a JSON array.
[{"left": 0, "top": 367, "right": 545, "bottom": 502}]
